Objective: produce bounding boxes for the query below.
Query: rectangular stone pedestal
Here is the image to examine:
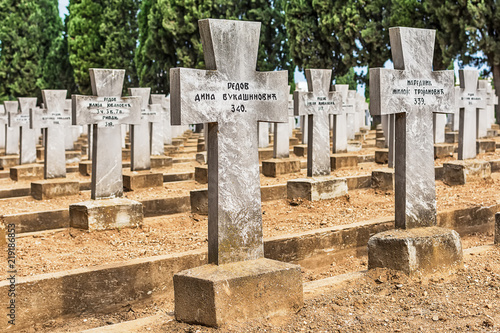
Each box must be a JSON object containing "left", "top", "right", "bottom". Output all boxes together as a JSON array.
[
  {"left": 36, "top": 147, "right": 44, "bottom": 160},
  {"left": 174, "top": 258, "right": 303, "bottom": 327},
  {"left": 445, "top": 131, "right": 458, "bottom": 143},
  {"left": 289, "top": 137, "right": 299, "bottom": 146},
  {"left": 79, "top": 160, "right": 92, "bottom": 176},
  {"left": 172, "top": 138, "right": 184, "bottom": 146},
  {"left": 122, "top": 149, "right": 131, "bottom": 161},
  {"left": 151, "top": 156, "right": 173, "bottom": 169},
  {"left": 258, "top": 148, "right": 273, "bottom": 161},
  {"left": 0, "top": 155, "right": 19, "bottom": 170},
  {"left": 443, "top": 160, "right": 491, "bottom": 185},
  {"left": 65, "top": 151, "right": 82, "bottom": 164},
  {"left": 31, "top": 179, "right": 80, "bottom": 200},
  {"left": 10, "top": 164, "right": 44, "bottom": 181},
  {"left": 330, "top": 154, "right": 358, "bottom": 170},
  {"left": 262, "top": 158, "right": 301, "bottom": 177},
  {"left": 375, "top": 149, "right": 388, "bottom": 164},
  {"left": 487, "top": 129, "right": 498, "bottom": 138},
  {"left": 195, "top": 165, "right": 208, "bottom": 184},
  {"left": 495, "top": 213, "right": 499, "bottom": 245},
  {"left": 69, "top": 198, "right": 143, "bottom": 231},
  {"left": 196, "top": 152, "right": 207, "bottom": 164},
  {"left": 376, "top": 130, "right": 384, "bottom": 138},
  {"left": 287, "top": 176, "right": 347, "bottom": 201},
  {"left": 163, "top": 145, "right": 179, "bottom": 155},
  {"left": 293, "top": 144, "right": 307, "bottom": 157},
  {"left": 122, "top": 171, "right": 163, "bottom": 191},
  {"left": 477, "top": 139, "right": 496, "bottom": 154},
  {"left": 434, "top": 143, "right": 454, "bottom": 159},
  {"left": 371, "top": 168, "right": 394, "bottom": 190},
  {"left": 368, "top": 227, "right": 463, "bottom": 275},
  {"left": 375, "top": 138, "right": 385, "bottom": 148}
]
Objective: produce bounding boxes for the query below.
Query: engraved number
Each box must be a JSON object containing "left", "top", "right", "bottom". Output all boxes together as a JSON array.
[
  {"left": 231, "top": 104, "right": 246, "bottom": 112},
  {"left": 414, "top": 98, "right": 425, "bottom": 105}
]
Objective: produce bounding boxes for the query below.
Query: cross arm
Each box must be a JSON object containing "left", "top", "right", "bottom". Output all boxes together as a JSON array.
[{"left": 72, "top": 95, "right": 141, "bottom": 127}]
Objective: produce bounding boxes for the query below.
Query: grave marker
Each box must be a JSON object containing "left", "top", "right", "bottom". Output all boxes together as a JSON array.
[
  {"left": 346, "top": 90, "right": 357, "bottom": 140},
  {"left": 294, "top": 69, "right": 342, "bottom": 176},
  {"left": 369, "top": 27, "right": 462, "bottom": 275},
  {"left": 72, "top": 69, "right": 141, "bottom": 199},
  {"left": 171, "top": 19, "right": 302, "bottom": 326},
  {"left": 3, "top": 102, "right": 20, "bottom": 155},
  {"left": 8, "top": 98, "right": 37, "bottom": 164},
  {"left": 332, "top": 85, "right": 351, "bottom": 153},
  {"left": 31, "top": 90, "right": 70, "bottom": 178},
  {"left": 456, "top": 70, "right": 486, "bottom": 160},
  {"left": 0, "top": 105, "right": 6, "bottom": 149},
  {"left": 128, "top": 87, "right": 161, "bottom": 170},
  {"left": 150, "top": 94, "right": 167, "bottom": 155}
]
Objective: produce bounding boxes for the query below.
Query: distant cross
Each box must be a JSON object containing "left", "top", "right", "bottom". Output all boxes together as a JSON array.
[
  {"left": 128, "top": 87, "right": 161, "bottom": 170},
  {"left": 72, "top": 69, "right": 141, "bottom": 199},
  {"left": 273, "top": 86, "right": 294, "bottom": 158},
  {"left": 332, "top": 85, "right": 353, "bottom": 153},
  {"left": 477, "top": 80, "right": 492, "bottom": 139},
  {"left": 151, "top": 95, "right": 172, "bottom": 145},
  {"left": 346, "top": 90, "right": 357, "bottom": 140},
  {"left": 170, "top": 19, "right": 289, "bottom": 265},
  {"left": 370, "top": 27, "right": 454, "bottom": 229},
  {"left": 294, "top": 69, "right": 342, "bottom": 176},
  {"left": 8, "top": 98, "right": 38, "bottom": 164},
  {"left": 456, "top": 70, "right": 487, "bottom": 160},
  {"left": 0, "top": 105, "right": 7, "bottom": 149},
  {"left": 31, "top": 90, "right": 70, "bottom": 178},
  {"left": 288, "top": 92, "right": 295, "bottom": 137},
  {"left": 354, "top": 93, "right": 366, "bottom": 133},
  {"left": 3, "top": 102, "right": 20, "bottom": 155},
  {"left": 150, "top": 94, "right": 167, "bottom": 155}
]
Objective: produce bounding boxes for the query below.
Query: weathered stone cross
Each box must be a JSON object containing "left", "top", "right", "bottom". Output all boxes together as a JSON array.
[
  {"left": 170, "top": 19, "right": 288, "bottom": 265},
  {"left": 73, "top": 69, "right": 141, "bottom": 199},
  {"left": 0, "top": 105, "right": 7, "bottom": 149},
  {"left": 8, "top": 98, "right": 38, "bottom": 164},
  {"left": 273, "top": 86, "right": 294, "bottom": 159},
  {"left": 31, "top": 90, "right": 70, "bottom": 178},
  {"left": 332, "top": 84, "right": 352, "bottom": 153},
  {"left": 370, "top": 27, "right": 454, "bottom": 229},
  {"left": 128, "top": 87, "right": 161, "bottom": 170},
  {"left": 456, "top": 70, "right": 487, "bottom": 160},
  {"left": 294, "top": 69, "right": 342, "bottom": 177},
  {"left": 150, "top": 94, "right": 167, "bottom": 155},
  {"left": 345, "top": 90, "right": 357, "bottom": 140},
  {"left": 3, "top": 102, "right": 20, "bottom": 155}
]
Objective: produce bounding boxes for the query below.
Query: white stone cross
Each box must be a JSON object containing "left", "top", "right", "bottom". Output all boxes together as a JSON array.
[
  {"left": 294, "top": 69, "right": 342, "bottom": 176},
  {"left": 150, "top": 94, "right": 167, "bottom": 155},
  {"left": 477, "top": 80, "right": 493, "bottom": 139},
  {"left": 31, "top": 90, "right": 70, "bottom": 178},
  {"left": 72, "top": 69, "right": 141, "bottom": 199},
  {"left": 3, "top": 102, "right": 20, "bottom": 155},
  {"left": 370, "top": 27, "right": 454, "bottom": 229},
  {"left": 0, "top": 105, "right": 7, "bottom": 149},
  {"left": 170, "top": 19, "right": 288, "bottom": 265},
  {"left": 332, "top": 85, "right": 352, "bottom": 153},
  {"left": 273, "top": 87, "right": 294, "bottom": 158},
  {"left": 8, "top": 98, "right": 38, "bottom": 164},
  {"left": 346, "top": 90, "right": 357, "bottom": 140},
  {"left": 128, "top": 87, "right": 161, "bottom": 170},
  {"left": 456, "top": 70, "right": 487, "bottom": 160}
]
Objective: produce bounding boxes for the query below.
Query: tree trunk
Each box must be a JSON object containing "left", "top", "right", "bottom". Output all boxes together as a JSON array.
[{"left": 492, "top": 63, "right": 500, "bottom": 124}]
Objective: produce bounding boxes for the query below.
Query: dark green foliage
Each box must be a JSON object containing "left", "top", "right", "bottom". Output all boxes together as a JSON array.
[
  {"left": 67, "top": 0, "right": 139, "bottom": 94},
  {"left": 135, "top": 0, "right": 293, "bottom": 94},
  {"left": 0, "top": 0, "right": 65, "bottom": 101},
  {"left": 336, "top": 67, "right": 357, "bottom": 90}
]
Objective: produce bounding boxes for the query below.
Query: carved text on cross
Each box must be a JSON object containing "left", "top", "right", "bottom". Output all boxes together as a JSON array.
[
  {"left": 370, "top": 27, "right": 454, "bottom": 229},
  {"left": 294, "top": 69, "right": 342, "bottom": 176},
  {"left": 170, "top": 19, "right": 288, "bottom": 265}
]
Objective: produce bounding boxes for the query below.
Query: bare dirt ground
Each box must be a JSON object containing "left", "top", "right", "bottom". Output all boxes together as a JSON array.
[
  {"left": 22, "top": 238, "right": 499, "bottom": 332},
  {"left": 1, "top": 172, "right": 499, "bottom": 279}
]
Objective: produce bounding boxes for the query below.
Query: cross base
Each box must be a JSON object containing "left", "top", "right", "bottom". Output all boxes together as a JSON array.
[
  {"left": 122, "top": 171, "right": 163, "bottom": 191},
  {"left": 287, "top": 176, "right": 347, "bottom": 201},
  {"left": 262, "top": 158, "right": 301, "bottom": 177},
  {"left": 173, "top": 258, "right": 303, "bottom": 328},
  {"left": 10, "top": 164, "right": 43, "bottom": 181},
  {"left": 368, "top": 226, "right": 463, "bottom": 276},
  {"left": 495, "top": 213, "right": 500, "bottom": 245},
  {"left": 0, "top": 155, "right": 19, "bottom": 170},
  {"left": 69, "top": 198, "right": 143, "bottom": 231},
  {"left": 433, "top": 143, "right": 454, "bottom": 159},
  {"left": 443, "top": 160, "right": 491, "bottom": 186},
  {"left": 31, "top": 179, "right": 80, "bottom": 200}
]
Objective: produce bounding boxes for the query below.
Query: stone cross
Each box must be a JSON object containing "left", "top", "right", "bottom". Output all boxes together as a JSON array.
[
  {"left": 452, "top": 86, "right": 461, "bottom": 132},
  {"left": 0, "top": 105, "right": 7, "bottom": 149},
  {"left": 355, "top": 93, "right": 366, "bottom": 133},
  {"left": 31, "top": 90, "right": 70, "bottom": 178},
  {"left": 370, "top": 27, "right": 454, "bottom": 229},
  {"left": 346, "top": 90, "right": 357, "bottom": 140},
  {"left": 8, "top": 98, "right": 38, "bottom": 164},
  {"left": 456, "top": 70, "right": 487, "bottom": 160},
  {"left": 332, "top": 85, "right": 352, "bottom": 153},
  {"left": 477, "top": 80, "right": 492, "bottom": 138},
  {"left": 433, "top": 113, "right": 447, "bottom": 143},
  {"left": 72, "top": 68, "right": 141, "bottom": 199},
  {"left": 170, "top": 19, "right": 288, "bottom": 265},
  {"left": 273, "top": 87, "right": 293, "bottom": 159},
  {"left": 294, "top": 69, "right": 342, "bottom": 176},
  {"left": 128, "top": 87, "right": 161, "bottom": 170},
  {"left": 150, "top": 94, "right": 167, "bottom": 155},
  {"left": 158, "top": 95, "right": 172, "bottom": 145},
  {"left": 258, "top": 122, "right": 269, "bottom": 148},
  {"left": 3, "top": 102, "right": 20, "bottom": 155},
  {"left": 288, "top": 93, "right": 295, "bottom": 137}
]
